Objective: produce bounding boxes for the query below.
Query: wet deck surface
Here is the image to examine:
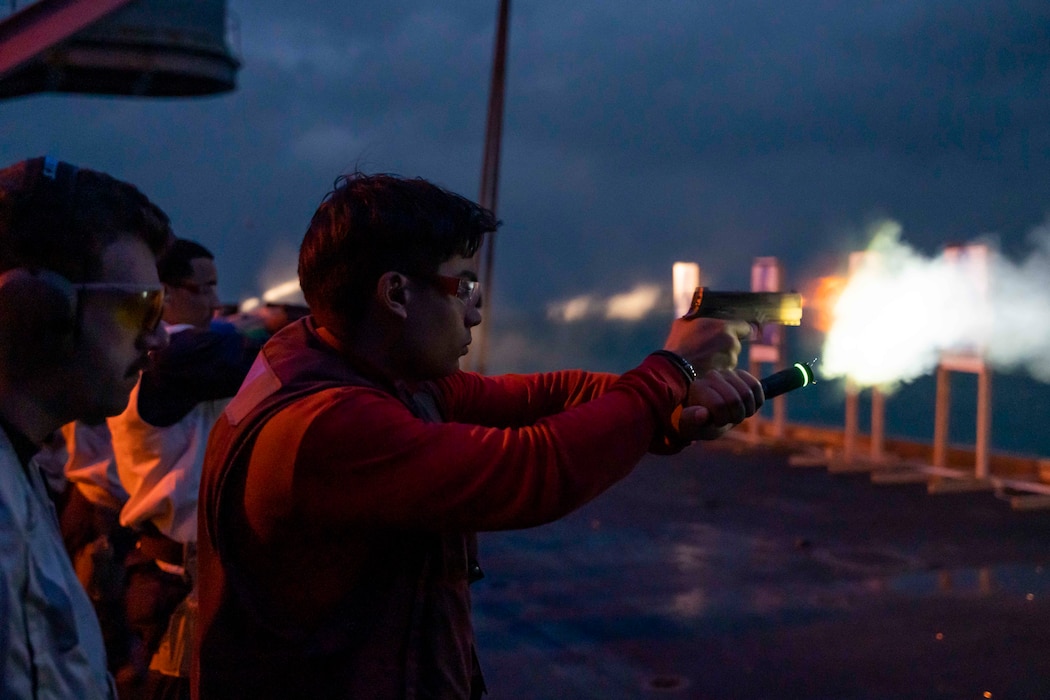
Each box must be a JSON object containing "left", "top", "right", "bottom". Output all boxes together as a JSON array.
[{"left": 472, "top": 437, "right": 1050, "bottom": 699}]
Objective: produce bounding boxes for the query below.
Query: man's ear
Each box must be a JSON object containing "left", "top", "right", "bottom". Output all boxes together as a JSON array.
[
  {"left": 0, "top": 268, "right": 78, "bottom": 374},
  {"left": 376, "top": 271, "right": 410, "bottom": 320}
]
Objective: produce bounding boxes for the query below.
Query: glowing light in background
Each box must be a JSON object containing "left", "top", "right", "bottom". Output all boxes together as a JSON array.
[
  {"left": 547, "top": 283, "right": 665, "bottom": 323},
  {"left": 262, "top": 279, "right": 302, "bottom": 303},
  {"left": 819, "top": 219, "right": 1050, "bottom": 390},
  {"left": 239, "top": 277, "right": 304, "bottom": 313},
  {"left": 606, "top": 284, "right": 663, "bottom": 321},
  {"left": 672, "top": 262, "right": 701, "bottom": 318},
  {"left": 548, "top": 294, "right": 599, "bottom": 323}
]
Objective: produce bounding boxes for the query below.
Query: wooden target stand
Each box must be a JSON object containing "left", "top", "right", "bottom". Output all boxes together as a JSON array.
[
  {"left": 923, "top": 353, "right": 993, "bottom": 491},
  {"left": 829, "top": 246, "right": 991, "bottom": 479}
]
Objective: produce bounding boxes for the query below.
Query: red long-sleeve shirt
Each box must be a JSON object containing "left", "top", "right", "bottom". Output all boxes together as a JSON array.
[
  {"left": 194, "top": 318, "right": 691, "bottom": 699},
  {"left": 249, "top": 364, "right": 685, "bottom": 537}
]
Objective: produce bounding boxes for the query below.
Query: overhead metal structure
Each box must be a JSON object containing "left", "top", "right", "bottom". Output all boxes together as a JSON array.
[
  {"left": 471, "top": 0, "right": 510, "bottom": 375},
  {"left": 0, "top": 0, "right": 239, "bottom": 99}
]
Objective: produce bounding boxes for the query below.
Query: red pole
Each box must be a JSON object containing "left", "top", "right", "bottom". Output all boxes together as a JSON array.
[{"left": 0, "top": 0, "right": 136, "bottom": 77}]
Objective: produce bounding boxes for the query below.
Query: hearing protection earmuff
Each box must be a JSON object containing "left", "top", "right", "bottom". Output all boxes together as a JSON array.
[{"left": 0, "top": 157, "right": 84, "bottom": 368}]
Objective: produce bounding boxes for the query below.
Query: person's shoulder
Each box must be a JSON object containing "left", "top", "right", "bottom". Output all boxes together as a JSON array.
[
  {"left": 295, "top": 383, "right": 396, "bottom": 414},
  {"left": 250, "top": 384, "right": 397, "bottom": 452},
  {"left": 269, "top": 384, "right": 405, "bottom": 430}
]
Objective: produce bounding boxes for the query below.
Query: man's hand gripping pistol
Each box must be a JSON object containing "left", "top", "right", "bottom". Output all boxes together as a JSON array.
[{"left": 681, "top": 288, "right": 814, "bottom": 399}]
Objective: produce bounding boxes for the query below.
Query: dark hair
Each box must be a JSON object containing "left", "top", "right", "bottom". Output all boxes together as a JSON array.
[
  {"left": 0, "top": 156, "right": 173, "bottom": 281},
  {"left": 157, "top": 238, "right": 214, "bottom": 285},
  {"left": 298, "top": 172, "right": 499, "bottom": 329}
]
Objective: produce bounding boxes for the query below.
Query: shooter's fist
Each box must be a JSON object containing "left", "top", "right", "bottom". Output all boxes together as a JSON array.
[
  {"left": 677, "top": 368, "right": 765, "bottom": 441},
  {"left": 662, "top": 317, "right": 751, "bottom": 372}
]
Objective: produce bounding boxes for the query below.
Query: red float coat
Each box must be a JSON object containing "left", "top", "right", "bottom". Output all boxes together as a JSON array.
[{"left": 194, "top": 318, "right": 690, "bottom": 699}]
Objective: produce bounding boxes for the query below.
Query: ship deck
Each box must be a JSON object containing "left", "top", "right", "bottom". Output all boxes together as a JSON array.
[{"left": 474, "top": 437, "right": 1050, "bottom": 699}]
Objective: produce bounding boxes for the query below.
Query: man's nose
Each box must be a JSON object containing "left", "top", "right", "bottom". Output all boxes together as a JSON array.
[{"left": 465, "top": 302, "right": 483, "bottom": 328}]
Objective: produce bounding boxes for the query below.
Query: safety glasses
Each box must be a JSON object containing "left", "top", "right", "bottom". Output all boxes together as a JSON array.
[
  {"left": 171, "top": 280, "right": 218, "bottom": 296},
  {"left": 73, "top": 283, "right": 165, "bottom": 334},
  {"left": 430, "top": 274, "right": 482, "bottom": 307}
]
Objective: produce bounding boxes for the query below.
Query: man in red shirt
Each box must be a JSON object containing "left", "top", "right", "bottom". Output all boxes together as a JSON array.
[{"left": 193, "top": 172, "right": 763, "bottom": 699}]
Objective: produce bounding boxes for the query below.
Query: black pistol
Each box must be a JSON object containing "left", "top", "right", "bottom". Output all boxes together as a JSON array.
[{"left": 682, "top": 288, "right": 803, "bottom": 326}]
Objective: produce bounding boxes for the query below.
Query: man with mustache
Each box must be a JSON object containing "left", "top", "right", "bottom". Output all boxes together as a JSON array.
[
  {"left": 0, "top": 156, "right": 172, "bottom": 698},
  {"left": 194, "top": 172, "right": 763, "bottom": 699}
]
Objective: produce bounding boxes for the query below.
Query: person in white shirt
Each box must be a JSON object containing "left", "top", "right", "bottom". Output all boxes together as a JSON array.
[
  {"left": 0, "top": 156, "right": 171, "bottom": 699},
  {"left": 110, "top": 239, "right": 280, "bottom": 700}
]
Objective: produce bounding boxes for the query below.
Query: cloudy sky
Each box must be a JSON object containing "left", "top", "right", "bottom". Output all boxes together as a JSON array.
[{"left": 2, "top": 0, "right": 1049, "bottom": 372}]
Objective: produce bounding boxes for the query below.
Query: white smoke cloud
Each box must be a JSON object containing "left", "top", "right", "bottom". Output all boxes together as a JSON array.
[
  {"left": 547, "top": 283, "right": 666, "bottom": 323},
  {"left": 821, "top": 218, "right": 1050, "bottom": 389}
]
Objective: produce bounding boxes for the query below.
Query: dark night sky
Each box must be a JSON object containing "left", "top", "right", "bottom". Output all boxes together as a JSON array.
[{"left": 2, "top": 0, "right": 1049, "bottom": 371}]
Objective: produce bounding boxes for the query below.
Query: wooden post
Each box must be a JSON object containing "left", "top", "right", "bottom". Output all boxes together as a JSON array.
[
  {"left": 932, "top": 243, "right": 992, "bottom": 481},
  {"left": 933, "top": 365, "right": 950, "bottom": 468},
  {"left": 976, "top": 365, "right": 992, "bottom": 479},
  {"left": 747, "top": 257, "right": 787, "bottom": 440},
  {"left": 870, "top": 386, "right": 885, "bottom": 462},
  {"left": 844, "top": 379, "right": 859, "bottom": 463}
]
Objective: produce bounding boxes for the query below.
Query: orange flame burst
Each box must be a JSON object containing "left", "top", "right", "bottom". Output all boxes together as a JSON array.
[{"left": 801, "top": 275, "right": 847, "bottom": 333}]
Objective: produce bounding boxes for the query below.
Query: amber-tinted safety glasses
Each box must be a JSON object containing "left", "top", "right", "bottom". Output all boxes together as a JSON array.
[{"left": 73, "top": 283, "right": 165, "bottom": 334}]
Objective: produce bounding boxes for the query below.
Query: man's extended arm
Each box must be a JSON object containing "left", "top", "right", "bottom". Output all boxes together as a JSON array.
[
  {"left": 430, "top": 369, "right": 619, "bottom": 427},
  {"left": 249, "top": 355, "right": 690, "bottom": 534}
]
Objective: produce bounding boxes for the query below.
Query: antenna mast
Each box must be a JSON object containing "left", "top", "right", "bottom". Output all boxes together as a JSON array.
[{"left": 472, "top": 0, "right": 510, "bottom": 374}]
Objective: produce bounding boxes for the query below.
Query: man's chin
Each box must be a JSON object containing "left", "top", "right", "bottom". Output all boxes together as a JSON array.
[
  {"left": 433, "top": 361, "right": 463, "bottom": 379},
  {"left": 95, "top": 388, "right": 134, "bottom": 421},
  {"left": 75, "top": 408, "right": 107, "bottom": 426}
]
